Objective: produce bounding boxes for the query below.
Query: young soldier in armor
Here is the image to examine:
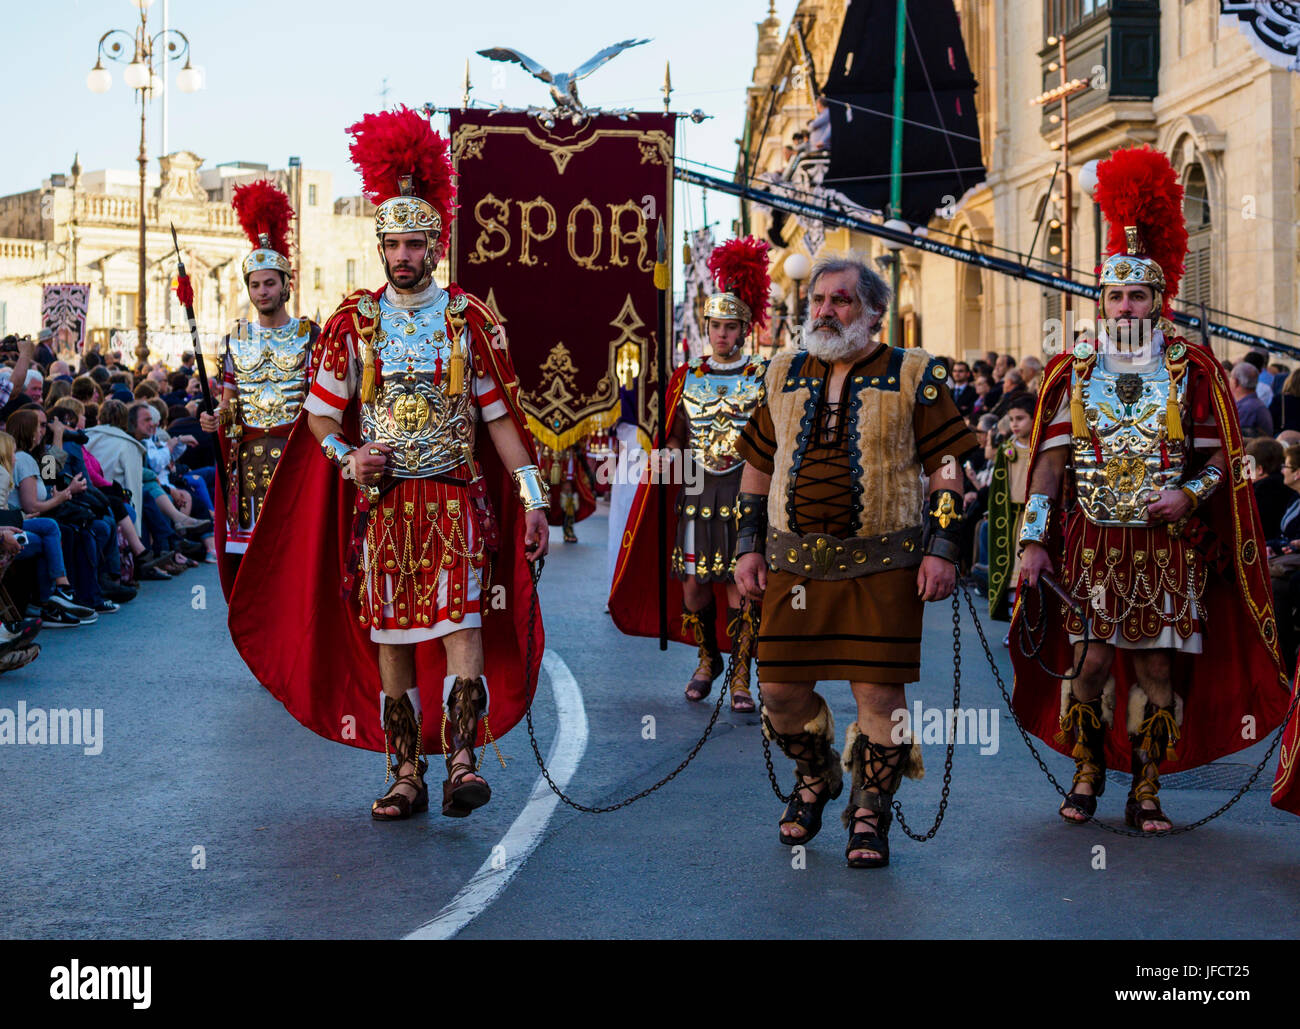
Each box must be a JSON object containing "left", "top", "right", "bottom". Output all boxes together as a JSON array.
[
  {"left": 733, "top": 256, "right": 978, "bottom": 868},
  {"left": 229, "top": 108, "right": 548, "bottom": 824},
  {"left": 1011, "top": 146, "right": 1289, "bottom": 832},
  {"left": 609, "top": 237, "right": 771, "bottom": 711},
  {"left": 200, "top": 181, "right": 320, "bottom": 596}
]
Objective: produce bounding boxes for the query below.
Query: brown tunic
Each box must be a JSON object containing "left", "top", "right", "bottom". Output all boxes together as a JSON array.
[{"left": 738, "top": 344, "right": 978, "bottom": 683}]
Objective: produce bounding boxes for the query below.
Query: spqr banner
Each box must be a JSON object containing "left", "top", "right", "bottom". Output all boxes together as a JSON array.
[{"left": 449, "top": 111, "right": 676, "bottom": 452}]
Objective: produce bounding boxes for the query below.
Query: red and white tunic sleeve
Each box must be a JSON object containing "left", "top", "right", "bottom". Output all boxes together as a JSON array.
[{"left": 472, "top": 365, "right": 508, "bottom": 423}]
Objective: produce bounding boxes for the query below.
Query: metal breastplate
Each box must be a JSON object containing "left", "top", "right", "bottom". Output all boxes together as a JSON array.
[
  {"left": 681, "top": 357, "right": 767, "bottom": 474},
  {"left": 1073, "top": 356, "right": 1186, "bottom": 526},
  {"left": 230, "top": 318, "right": 310, "bottom": 429},
  {"left": 359, "top": 291, "right": 474, "bottom": 478}
]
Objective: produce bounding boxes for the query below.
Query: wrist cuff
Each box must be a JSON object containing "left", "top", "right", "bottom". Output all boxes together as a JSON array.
[{"left": 1017, "top": 493, "right": 1053, "bottom": 552}]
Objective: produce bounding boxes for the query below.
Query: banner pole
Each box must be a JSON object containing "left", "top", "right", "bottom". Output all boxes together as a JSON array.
[{"left": 654, "top": 217, "right": 670, "bottom": 651}]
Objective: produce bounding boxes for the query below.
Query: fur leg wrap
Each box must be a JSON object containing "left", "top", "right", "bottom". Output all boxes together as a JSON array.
[
  {"left": 839, "top": 725, "right": 914, "bottom": 832},
  {"left": 761, "top": 693, "right": 842, "bottom": 795}
]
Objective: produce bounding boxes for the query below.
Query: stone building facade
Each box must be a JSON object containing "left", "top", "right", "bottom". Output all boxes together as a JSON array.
[
  {"left": 744, "top": 0, "right": 1299, "bottom": 364},
  {"left": 0, "top": 150, "right": 401, "bottom": 366}
]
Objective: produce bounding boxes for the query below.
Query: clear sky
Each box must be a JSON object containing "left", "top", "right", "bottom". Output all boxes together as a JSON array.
[{"left": 1, "top": 0, "right": 801, "bottom": 240}]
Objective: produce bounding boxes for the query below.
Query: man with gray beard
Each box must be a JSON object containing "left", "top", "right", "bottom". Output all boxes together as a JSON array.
[{"left": 734, "top": 256, "right": 977, "bottom": 868}]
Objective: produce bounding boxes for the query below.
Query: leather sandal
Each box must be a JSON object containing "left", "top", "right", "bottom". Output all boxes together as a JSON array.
[
  {"left": 730, "top": 685, "right": 756, "bottom": 713},
  {"left": 843, "top": 733, "right": 911, "bottom": 869},
  {"left": 442, "top": 676, "right": 492, "bottom": 818},
  {"left": 1125, "top": 703, "right": 1177, "bottom": 832},
  {"left": 682, "top": 599, "right": 723, "bottom": 702},
  {"left": 372, "top": 691, "right": 428, "bottom": 821},
  {"left": 778, "top": 773, "right": 839, "bottom": 845},
  {"left": 1057, "top": 692, "right": 1107, "bottom": 826},
  {"left": 726, "top": 605, "right": 756, "bottom": 712}
]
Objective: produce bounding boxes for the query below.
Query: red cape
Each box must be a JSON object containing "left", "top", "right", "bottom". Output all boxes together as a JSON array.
[
  {"left": 227, "top": 285, "right": 544, "bottom": 754},
  {"left": 211, "top": 320, "right": 322, "bottom": 602},
  {"left": 1273, "top": 667, "right": 1300, "bottom": 813},
  {"left": 1009, "top": 340, "right": 1291, "bottom": 777},
  {"left": 608, "top": 363, "right": 733, "bottom": 650},
  {"left": 544, "top": 445, "right": 597, "bottom": 526}
]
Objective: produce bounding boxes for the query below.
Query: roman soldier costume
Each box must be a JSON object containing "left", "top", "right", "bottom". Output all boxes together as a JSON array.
[
  {"left": 538, "top": 441, "right": 595, "bottom": 543},
  {"left": 733, "top": 291, "right": 979, "bottom": 866},
  {"left": 1009, "top": 145, "right": 1290, "bottom": 828},
  {"left": 215, "top": 180, "right": 320, "bottom": 597},
  {"left": 227, "top": 107, "right": 546, "bottom": 819},
  {"left": 609, "top": 237, "right": 771, "bottom": 711}
]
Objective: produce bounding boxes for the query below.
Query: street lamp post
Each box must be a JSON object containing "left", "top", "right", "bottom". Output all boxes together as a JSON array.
[
  {"left": 87, "top": 0, "right": 201, "bottom": 370},
  {"left": 784, "top": 251, "right": 811, "bottom": 332}
]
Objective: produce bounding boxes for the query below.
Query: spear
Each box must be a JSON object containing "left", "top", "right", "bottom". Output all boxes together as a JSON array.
[
  {"left": 170, "top": 222, "right": 229, "bottom": 501},
  {"left": 654, "top": 217, "right": 670, "bottom": 650}
]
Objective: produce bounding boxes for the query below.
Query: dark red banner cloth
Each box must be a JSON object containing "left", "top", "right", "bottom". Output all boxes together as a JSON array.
[{"left": 449, "top": 111, "right": 676, "bottom": 452}]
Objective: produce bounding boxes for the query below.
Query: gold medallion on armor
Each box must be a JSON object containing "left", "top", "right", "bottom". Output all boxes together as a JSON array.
[{"left": 393, "top": 392, "right": 430, "bottom": 432}]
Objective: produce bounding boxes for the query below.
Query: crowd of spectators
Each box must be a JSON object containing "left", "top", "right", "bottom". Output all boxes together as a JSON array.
[{"left": 0, "top": 329, "right": 220, "bottom": 673}]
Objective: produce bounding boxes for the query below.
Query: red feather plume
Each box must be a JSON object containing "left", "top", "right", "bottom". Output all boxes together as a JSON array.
[
  {"left": 706, "top": 236, "right": 772, "bottom": 330},
  {"left": 1093, "top": 145, "right": 1188, "bottom": 314},
  {"left": 232, "top": 180, "right": 293, "bottom": 259},
  {"left": 347, "top": 106, "right": 456, "bottom": 232}
]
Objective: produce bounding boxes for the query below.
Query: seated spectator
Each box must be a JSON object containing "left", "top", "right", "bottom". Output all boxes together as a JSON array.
[
  {"left": 1243, "top": 350, "right": 1274, "bottom": 403},
  {"left": 992, "top": 369, "right": 1030, "bottom": 418},
  {"left": 971, "top": 373, "right": 995, "bottom": 419},
  {"left": 950, "top": 360, "right": 976, "bottom": 417},
  {"left": 1232, "top": 363, "right": 1274, "bottom": 439},
  {"left": 1274, "top": 445, "right": 1300, "bottom": 549},
  {"left": 1248, "top": 437, "right": 1290, "bottom": 539},
  {"left": 1019, "top": 355, "right": 1044, "bottom": 392},
  {"left": 0, "top": 421, "right": 102, "bottom": 626}
]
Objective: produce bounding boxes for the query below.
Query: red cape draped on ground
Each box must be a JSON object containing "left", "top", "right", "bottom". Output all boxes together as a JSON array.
[
  {"left": 1274, "top": 667, "right": 1300, "bottom": 813},
  {"left": 227, "top": 285, "right": 544, "bottom": 754},
  {"left": 1009, "top": 341, "right": 1290, "bottom": 776},
  {"left": 608, "top": 363, "right": 733, "bottom": 651}
]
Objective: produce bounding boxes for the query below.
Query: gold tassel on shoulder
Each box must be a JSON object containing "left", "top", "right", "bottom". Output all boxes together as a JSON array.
[
  {"left": 1070, "top": 379, "right": 1088, "bottom": 439},
  {"left": 447, "top": 330, "right": 465, "bottom": 396},
  {"left": 1164, "top": 354, "right": 1186, "bottom": 443},
  {"left": 360, "top": 338, "right": 376, "bottom": 404}
]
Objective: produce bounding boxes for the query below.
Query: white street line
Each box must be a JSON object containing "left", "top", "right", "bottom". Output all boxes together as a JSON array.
[{"left": 404, "top": 649, "right": 588, "bottom": 940}]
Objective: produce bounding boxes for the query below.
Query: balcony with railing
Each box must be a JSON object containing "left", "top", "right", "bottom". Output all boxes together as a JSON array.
[{"left": 1037, "top": 0, "right": 1159, "bottom": 138}]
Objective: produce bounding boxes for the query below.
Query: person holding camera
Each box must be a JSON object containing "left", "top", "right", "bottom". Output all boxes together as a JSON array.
[{"left": 0, "top": 423, "right": 100, "bottom": 627}]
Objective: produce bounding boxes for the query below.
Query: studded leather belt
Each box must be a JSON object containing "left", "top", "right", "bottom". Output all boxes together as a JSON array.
[{"left": 765, "top": 524, "right": 924, "bottom": 580}]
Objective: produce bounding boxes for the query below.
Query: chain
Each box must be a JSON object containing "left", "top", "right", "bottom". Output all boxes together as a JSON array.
[
  {"left": 961, "top": 581, "right": 1300, "bottom": 837},
  {"left": 522, "top": 560, "right": 736, "bottom": 813},
  {"left": 1016, "top": 577, "right": 1090, "bottom": 680},
  {"left": 756, "top": 589, "right": 961, "bottom": 843}
]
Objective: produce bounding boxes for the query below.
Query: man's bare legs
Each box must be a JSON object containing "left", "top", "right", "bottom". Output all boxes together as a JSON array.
[
  {"left": 371, "top": 628, "right": 488, "bottom": 817},
  {"left": 373, "top": 643, "right": 419, "bottom": 818},
  {"left": 443, "top": 627, "right": 488, "bottom": 790},
  {"left": 1129, "top": 649, "right": 1175, "bottom": 832},
  {"left": 763, "top": 681, "right": 822, "bottom": 842}
]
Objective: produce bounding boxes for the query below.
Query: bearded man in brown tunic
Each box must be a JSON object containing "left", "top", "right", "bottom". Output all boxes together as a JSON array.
[{"left": 734, "top": 256, "right": 978, "bottom": 869}]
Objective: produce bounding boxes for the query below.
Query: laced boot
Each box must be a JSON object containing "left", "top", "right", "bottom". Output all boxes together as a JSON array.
[
  {"left": 1056, "top": 687, "right": 1109, "bottom": 824},
  {"left": 762, "top": 693, "right": 843, "bottom": 845},
  {"left": 842, "top": 724, "right": 921, "bottom": 869},
  {"left": 682, "top": 598, "right": 723, "bottom": 702},
  {"left": 562, "top": 511, "right": 578, "bottom": 543},
  {"left": 371, "top": 688, "right": 428, "bottom": 821},
  {"left": 442, "top": 675, "right": 492, "bottom": 818},
  {"left": 1125, "top": 690, "right": 1180, "bottom": 833},
  {"left": 725, "top": 605, "right": 756, "bottom": 713}
]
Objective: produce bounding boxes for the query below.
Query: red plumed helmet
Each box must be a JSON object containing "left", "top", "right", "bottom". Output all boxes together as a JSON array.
[
  {"left": 705, "top": 236, "right": 772, "bottom": 330},
  {"left": 232, "top": 180, "right": 293, "bottom": 259},
  {"left": 347, "top": 106, "right": 456, "bottom": 234},
  {"left": 1094, "top": 145, "right": 1188, "bottom": 316}
]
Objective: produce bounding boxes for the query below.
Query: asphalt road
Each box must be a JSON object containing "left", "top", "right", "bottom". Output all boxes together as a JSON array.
[{"left": 2, "top": 505, "right": 1298, "bottom": 939}]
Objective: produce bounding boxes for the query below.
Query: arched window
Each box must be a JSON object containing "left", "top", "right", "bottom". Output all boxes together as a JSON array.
[{"left": 1182, "top": 162, "right": 1212, "bottom": 339}]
